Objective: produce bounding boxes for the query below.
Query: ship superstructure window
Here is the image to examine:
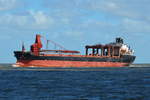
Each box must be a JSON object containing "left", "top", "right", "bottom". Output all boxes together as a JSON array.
[
  {"left": 103, "top": 47, "right": 108, "bottom": 56},
  {"left": 87, "top": 48, "right": 92, "bottom": 55},
  {"left": 86, "top": 45, "right": 110, "bottom": 57},
  {"left": 98, "top": 48, "right": 102, "bottom": 56},
  {"left": 85, "top": 44, "right": 121, "bottom": 57},
  {"left": 113, "top": 47, "right": 120, "bottom": 56},
  {"left": 110, "top": 47, "right": 113, "bottom": 57}
]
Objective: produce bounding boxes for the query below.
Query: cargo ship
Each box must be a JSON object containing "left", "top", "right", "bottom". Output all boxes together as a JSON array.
[{"left": 14, "top": 34, "right": 135, "bottom": 67}]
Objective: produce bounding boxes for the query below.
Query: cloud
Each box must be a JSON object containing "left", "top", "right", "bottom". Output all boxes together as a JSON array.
[
  {"left": 0, "top": 0, "right": 150, "bottom": 36},
  {"left": 0, "top": 10, "right": 55, "bottom": 30},
  {"left": 121, "top": 18, "right": 150, "bottom": 33},
  {"left": 0, "top": 0, "right": 19, "bottom": 11},
  {"left": 29, "top": 11, "right": 54, "bottom": 29},
  {"left": 76, "top": 0, "right": 150, "bottom": 35}
]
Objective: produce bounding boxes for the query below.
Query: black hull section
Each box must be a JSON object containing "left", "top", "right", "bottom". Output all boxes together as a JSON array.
[{"left": 14, "top": 51, "right": 136, "bottom": 64}]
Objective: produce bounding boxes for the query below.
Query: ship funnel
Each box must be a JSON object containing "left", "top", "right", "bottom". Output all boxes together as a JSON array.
[
  {"left": 35, "top": 34, "right": 42, "bottom": 49},
  {"left": 30, "top": 34, "right": 43, "bottom": 55},
  {"left": 116, "top": 37, "right": 123, "bottom": 44}
]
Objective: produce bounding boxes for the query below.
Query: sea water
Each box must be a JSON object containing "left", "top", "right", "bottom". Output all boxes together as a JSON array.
[{"left": 0, "top": 64, "right": 150, "bottom": 100}]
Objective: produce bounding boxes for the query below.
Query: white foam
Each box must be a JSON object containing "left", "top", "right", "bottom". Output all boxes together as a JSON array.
[{"left": 12, "top": 64, "right": 20, "bottom": 67}]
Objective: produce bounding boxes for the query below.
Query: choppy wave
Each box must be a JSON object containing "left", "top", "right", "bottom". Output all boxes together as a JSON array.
[{"left": 0, "top": 64, "right": 150, "bottom": 100}]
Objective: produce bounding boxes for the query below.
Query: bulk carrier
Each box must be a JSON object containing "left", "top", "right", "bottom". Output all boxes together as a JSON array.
[{"left": 14, "top": 34, "right": 135, "bottom": 67}]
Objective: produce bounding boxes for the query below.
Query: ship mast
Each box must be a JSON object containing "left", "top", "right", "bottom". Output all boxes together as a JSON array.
[{"left": 22, "top": 42, "right": 25, "bottom": 52}]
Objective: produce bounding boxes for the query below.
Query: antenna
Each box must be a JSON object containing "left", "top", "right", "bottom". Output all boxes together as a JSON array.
[
  {"left": 22, "top": 41, "right": 25, "bottom": 52},
  {"left": 46, "top": 40, "right": 49, "bottom": 49}
]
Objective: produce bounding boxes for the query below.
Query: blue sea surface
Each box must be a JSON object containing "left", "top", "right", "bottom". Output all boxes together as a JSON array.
[{"left": 0, "top": 64, "right": 150, "bottom": 100}]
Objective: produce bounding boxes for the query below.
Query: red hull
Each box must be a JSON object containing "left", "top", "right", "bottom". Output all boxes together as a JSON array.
[{"left": 14, "top": 60, "right": 129, "bottom": 67}]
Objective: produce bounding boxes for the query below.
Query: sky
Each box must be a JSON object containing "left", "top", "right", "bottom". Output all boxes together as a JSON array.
[{"left": 0, "top": 0, "right": 150, "bottom": 63}]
